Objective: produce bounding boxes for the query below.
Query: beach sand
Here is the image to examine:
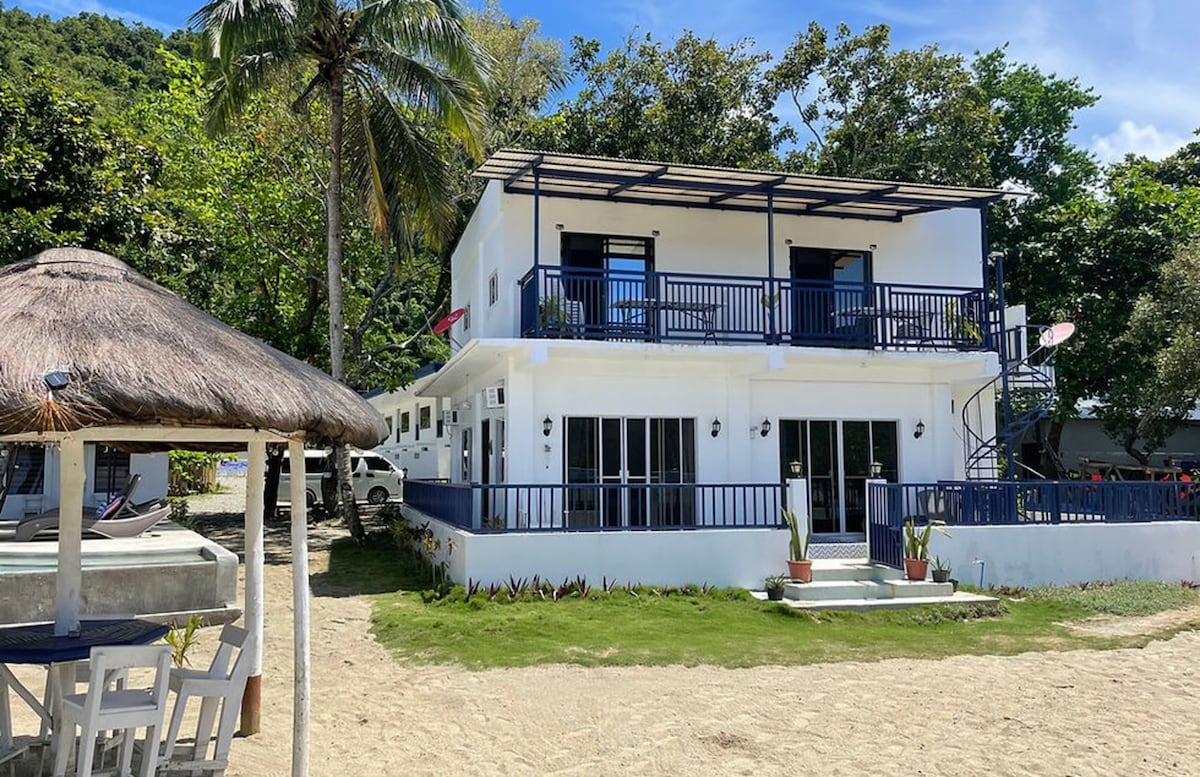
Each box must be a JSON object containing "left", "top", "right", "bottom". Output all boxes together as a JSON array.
[{"left": 8, "top": 481, "right": 1199, "bottom": 776}]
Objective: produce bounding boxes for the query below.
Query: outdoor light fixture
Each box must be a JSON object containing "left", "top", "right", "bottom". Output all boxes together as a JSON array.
[
  {"left": 651, "top": 229, "right": 661, "bottom": 237},
  {"left": 43, "top": 370, "right": 70, "bottom": 392},
  {"left": 789, "top": 460, "right": 803, "bottom": 477},
  {"left": 760, "top": 418, "right": 772, "bottom": 437},
  {"left": 710, "top": 418, "right": 722, "bottom": 438},
  {"left": 554, "top": 223, "right": 564, "bottom": 231},
  {"left": 784, "top": 238, "right": 793, "bottom": 245},
  {"left": 542, "top": 416, "right": 553, "bottom": 437},
  {"left": 870, "top": 461, "right": 883, "bottom": 478},
  {"left": 913, "top": 420, "right": 926, "bottom": 439}
]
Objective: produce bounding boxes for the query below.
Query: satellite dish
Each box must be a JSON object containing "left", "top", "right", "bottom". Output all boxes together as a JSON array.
[
  {"left": 1038, "top": 322, "right": 1075, "bottom": 348},
  {"left": 432, "top": 308, "right": 466, "bottom": 335}
]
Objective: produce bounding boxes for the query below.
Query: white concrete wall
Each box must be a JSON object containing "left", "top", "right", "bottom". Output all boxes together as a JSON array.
[
  {"left": 403, "top": 505, "right": 789, "bottom": 587},
  {"left": 368, "top": 386, "right": 453, "bottom": 479},
  {"left": 927, "top": 523, "right": 1200, "bottom": 586},
  {"left": 452, "top": 181, "right": 986, "bottom": 341}
]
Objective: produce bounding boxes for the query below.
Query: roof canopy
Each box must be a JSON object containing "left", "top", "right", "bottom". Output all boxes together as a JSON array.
[
  {"left": 0, "top": 248, "right": 388, "bottom": 449},
  {"left": 477, "top": 149, "right": 1019, "bottom": 222}
]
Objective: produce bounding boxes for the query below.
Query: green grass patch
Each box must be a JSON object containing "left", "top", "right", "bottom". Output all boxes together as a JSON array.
[{"left": 322, "top": 534, "right": 1200, "bottom": 670}]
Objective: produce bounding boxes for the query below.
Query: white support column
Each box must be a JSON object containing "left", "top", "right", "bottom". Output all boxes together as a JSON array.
[
  {"left": 54, "top": 436, "right": 85, "bottom": 636},
  {"left": 241, "top": 440, "right": 266, "bottom": 736},
  {"left": 785, "top": 477, "right": 811, "bottom": 537},
  {"left": 287, "top": 437, "right": 310, "bottom": 777}
]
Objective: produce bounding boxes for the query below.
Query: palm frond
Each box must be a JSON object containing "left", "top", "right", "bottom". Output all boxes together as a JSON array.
[
  {"left": 356, "top": 0, "right": 493, "bottom": 93},
  {"left": 190, "top": 0, "right": 299, "bottom": 65},
  {"left": 205, "top": 47, "right": 297, "bottom": 135}
]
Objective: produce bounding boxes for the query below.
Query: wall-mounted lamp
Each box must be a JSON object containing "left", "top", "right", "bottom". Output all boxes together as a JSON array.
[
  {"left": 789, "top": 460, "right": 804, "bottom": 477},
  {"left": 784, "top": 238, "right": 793, "bottom": 245},
  {"left": 868, "top": 243, "right": 877, "bottom": 251},
  {"left": 710, "top": 418, "right": 722, "bottom": 438},
  {"left": 760, "top": 418, "right": 772, "bottom": 438},
  {"left": 913, "top": 420, "right": 926, "bottom": 439},
  {"left": 554, "top": 223, "right": 564, "bottom": 231},
  {"left": 651, "top": 229, "right": 661, "bottom": 237},
  {"left": 870, "top": 461, "right": 883, "bottom": 478},
  {"left": 542, "top": 416, "right": 553, "bottom": 437}
]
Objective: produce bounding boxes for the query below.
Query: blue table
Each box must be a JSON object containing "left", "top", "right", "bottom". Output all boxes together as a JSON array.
[{"left": 0, "top": 619, "right": 169, "bottom": 756}]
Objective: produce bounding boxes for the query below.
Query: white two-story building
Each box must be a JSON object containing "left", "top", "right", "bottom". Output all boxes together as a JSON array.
[{"left": 388, "top": 150, "right": 1021, "bottom": 586}]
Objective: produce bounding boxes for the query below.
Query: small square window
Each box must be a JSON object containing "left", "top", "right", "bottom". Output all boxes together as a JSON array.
[
  {"left": 419, "top": 406, "right": 432, "bottom": 429},
  {"left": 400, "top": 412, "right": 411, "bottom": 434},
  {"left": 488, "top": 271, "right": 499, "bottom": 306}
]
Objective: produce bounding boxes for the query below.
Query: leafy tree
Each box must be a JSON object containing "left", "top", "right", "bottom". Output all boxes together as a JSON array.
[
  {"left": 193, "top": 0, "right": 490, "bottom": 539},
  {"left": 770, "top": 22, "right": 993, "bottom": 184},
  {"left": 536, "top": 31, "right": 788, "bottom": 168},
  {"left": 1056, "top": 144, "right": 1200, "bottom": 463},
  {"left": 0, "top": 74, "right": 157, "bottom": 259}
]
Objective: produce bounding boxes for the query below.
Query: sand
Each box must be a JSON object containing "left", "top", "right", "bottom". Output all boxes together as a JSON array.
[{"left": 8, "top": 481, "right": 1200, "bottom": 776}]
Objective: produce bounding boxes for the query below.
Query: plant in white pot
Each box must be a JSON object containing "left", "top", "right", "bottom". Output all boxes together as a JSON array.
[{"left": 782, "top": 509, "right": 812, "bottom": 583}]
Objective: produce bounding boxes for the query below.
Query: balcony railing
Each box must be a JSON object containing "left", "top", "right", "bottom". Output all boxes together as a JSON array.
[
  {"left": 404, "top": 480, "right": 785, "bottom": 532},
  {"left": 519, "top": 265, "right": 992, "bottom": 351}
]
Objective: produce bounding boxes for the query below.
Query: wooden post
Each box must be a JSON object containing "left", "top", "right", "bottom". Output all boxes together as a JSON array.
[
  {"left": 241, "top": 440, "right": 266, "bottom": 736},
  {"left": 287, "top": 437, "right": 310, "bottom": 777},
  {"left": 55, "top": 436, "right": 85, "bottom": 636}
]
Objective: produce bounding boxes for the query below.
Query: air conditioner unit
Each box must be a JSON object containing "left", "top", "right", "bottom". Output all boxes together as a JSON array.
[
  {"left": 484, "top": 385, "right": 505, "bottom": 409},
  {"left": 442, "top": 409, "right": 460, "bottom": 426}
]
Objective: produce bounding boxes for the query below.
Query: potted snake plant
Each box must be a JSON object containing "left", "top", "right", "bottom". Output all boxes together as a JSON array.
[
  {"left": 782, "top": 509, "right": 812, "bottom": 583},
  {"left": 764, "top": 574, "right": 787, "bottom": 601},
  {"left": 902, "top": 518, "right": 950, "bottom": 581}
]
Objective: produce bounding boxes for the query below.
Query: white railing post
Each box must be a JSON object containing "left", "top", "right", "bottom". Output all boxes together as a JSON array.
[{"left": 786, "top": 478, "right": 810, "bottom": 536}]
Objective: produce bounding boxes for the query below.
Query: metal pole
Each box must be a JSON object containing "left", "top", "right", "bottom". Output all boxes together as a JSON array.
[
  {"left": 532, "top": 168, "right": 541, "bottom": 270},
  {"left": 767, "top": 189, "right": 777, "bottom": 343},
  {"left": 992, "top": 250, "right": 1016, "bottom": 482}
]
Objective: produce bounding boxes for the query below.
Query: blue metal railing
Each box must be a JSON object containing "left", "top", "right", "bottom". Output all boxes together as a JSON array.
[
  {"left": 404, "top": 481, "right": 785, "bottom": 533},
  {"left": 518, "top": 265, "right": 991, "bottom": 351},
  {"left": 868, "top": 479, "right": 1200, "bottom": 567}
]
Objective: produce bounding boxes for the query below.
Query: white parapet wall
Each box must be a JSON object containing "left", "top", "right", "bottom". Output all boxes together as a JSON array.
[
  {"left": 927, "top": 522, "right": 1200, "bottom": 587},
  {"left": 402, "top": 505, "right": 789, "bottom": 588}
]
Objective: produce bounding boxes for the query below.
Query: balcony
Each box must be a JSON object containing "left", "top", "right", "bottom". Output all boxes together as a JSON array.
[{"left": 519, "top": 266, "right": 992, "bottom": 351}]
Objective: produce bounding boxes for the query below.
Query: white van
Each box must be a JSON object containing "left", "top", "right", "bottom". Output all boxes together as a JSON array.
[{"left": 278, "top": 449, "right": 404, "bottom": 508}]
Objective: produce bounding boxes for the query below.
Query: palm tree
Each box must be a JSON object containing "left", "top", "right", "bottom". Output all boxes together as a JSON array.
[{"left": 192, "top": 0, "right": 489, "bottom": 538}]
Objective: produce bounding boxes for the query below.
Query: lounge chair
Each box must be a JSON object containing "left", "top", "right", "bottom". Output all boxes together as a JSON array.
[{"left": 0, "top": 473, "right": 170, "bottom": 541}]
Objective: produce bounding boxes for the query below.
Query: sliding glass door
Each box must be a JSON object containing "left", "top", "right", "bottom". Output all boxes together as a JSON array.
[
  {"left": 779, "top": 419, "right": 898, "bottom": 536},
  {"left": 565, "top": 416, "right": 696, "bottom": 527}
]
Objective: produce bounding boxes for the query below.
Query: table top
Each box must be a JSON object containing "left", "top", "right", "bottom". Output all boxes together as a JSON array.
[
  {"left": 612, "top": 298, "right": 722, "bottom": 313},
  {"left": 0, "top": 619, "right": 169, "bottom": 664},
  {"left": 837, "top": 306, "right": 929, "bottom": 320}
]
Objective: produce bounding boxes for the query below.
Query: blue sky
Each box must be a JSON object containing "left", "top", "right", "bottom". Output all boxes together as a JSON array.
[{"left": 12, "top": 0, "right": 1199, "bottom": 163}]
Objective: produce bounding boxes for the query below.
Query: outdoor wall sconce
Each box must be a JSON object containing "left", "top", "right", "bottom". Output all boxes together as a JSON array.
[
  {"left": 913, "top": 419, "right": 926, "bottom": 439},
  {"left": 542, "top": 416, "right": 553, "bottom": 437},
  {"left": 789, "top": 460, "right": 803, "bottom": 477},
  {"left": 651, "top": 229, "right": 661, "bottom": 237},
  {"left": 554, "top": 223, "right": 564, "bottom": 231},
  {"left": 784, "top": 238, "right": 793, "bottom": 245},
  {"left": 710, "top": 418, "right": 722, "bottom": 438},
  {"left": 760, "top": 418, "right": 772, "bottom": 437},
  {"left": 870, "top": 461, "right": 883, "bottom": 478}
]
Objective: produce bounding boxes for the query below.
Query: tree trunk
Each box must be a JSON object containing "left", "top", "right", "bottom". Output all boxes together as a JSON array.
[
  {"left": 1123, "top": 434, "right": 1149, "bottom": 466},
  {"left": 325, "top": 70, "right": 363, "bottom": 541},
  {"left": 263, "top": 445, "right": 284, "bottom": 521}
]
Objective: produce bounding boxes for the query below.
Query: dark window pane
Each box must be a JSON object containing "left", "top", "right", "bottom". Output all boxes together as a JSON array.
[
  {"left": 626, "top": 419, "right": 646, "bottom": 478},
  {"left": 681, "top": 419, "right": 695, "bottom": 482},
  {"left": 601, "top": 418, "right": 621, "bottom": 479},
  {"left": 565, "top": 417, "right": 598, "bottom": 483},
  {"left": 12, "top": 447, "right": 44, "bottom": 495},
  {"left": 843, "top": 421, "right": 870, "bottom": 477},
  {"left": 93, "top": 447, "right": 130, "bottom": 495},
  {"left": 872, "top": 421, "right": 899, "bottom": 481}
]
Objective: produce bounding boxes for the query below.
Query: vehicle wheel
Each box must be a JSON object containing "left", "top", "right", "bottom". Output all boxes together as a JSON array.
[
  {"left": 306, "top": 490, "right": 317, "bottom": 509},
  {"left": 367, "top": 486, "right": 390, "bottom": 506}
]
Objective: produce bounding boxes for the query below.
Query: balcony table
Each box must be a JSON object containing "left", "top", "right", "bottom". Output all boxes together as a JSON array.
[
  {"left": 611, "top": 298, "right": 723, "bottom": 341},
  {"left": 0, "top": 618, "right": 169, "bottom": 768},
  {"left": 835, "top": 306, "right": 935, "bottom": 347}
]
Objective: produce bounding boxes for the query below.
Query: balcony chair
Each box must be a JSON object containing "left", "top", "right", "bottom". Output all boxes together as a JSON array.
[
  {"left": 159, "top": 624, "right": 256, "bottom": 776},
  {"left": 0, "top": 678, "right": 28, "bottom": 777},
  {"left": 52, "top": 644, "right": 172, "bottom": 777}
]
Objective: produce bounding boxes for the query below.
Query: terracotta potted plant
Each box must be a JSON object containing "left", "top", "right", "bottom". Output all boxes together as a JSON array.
[
  {"left": 782, "top": 509, "right": 812, "bottom": 583},
  {"left": 902, "top": 518, "right": 950, "bottom": 581},
  {"left": 764, "top": 574, "right": 787, "bottom": 601}
]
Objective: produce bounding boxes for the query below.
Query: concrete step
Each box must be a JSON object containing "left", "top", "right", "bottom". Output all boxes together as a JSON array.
[
  {"left": 783, "top": 580, "right": 893, "bottom": 601},
  {"left": 771, "top": 591, "right": 999, "bottom": 611},
  {"left": 887, "top": 579, "right": 954, "bottom": 598},
  {"left": 809, "top": 560, "right": 904, "bottom": 583}
]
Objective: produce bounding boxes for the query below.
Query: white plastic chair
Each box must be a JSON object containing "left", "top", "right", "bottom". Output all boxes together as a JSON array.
[
  {"left": 159, "top": 625, "right": 255, "bottom": 776},
  {"left": 52, "top": 644, "right": 171, "bottom": 777}
]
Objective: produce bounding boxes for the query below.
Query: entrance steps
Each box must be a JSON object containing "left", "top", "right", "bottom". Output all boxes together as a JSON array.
[{"left": 769, "top": 559, "right": 997, "bottom": 611}]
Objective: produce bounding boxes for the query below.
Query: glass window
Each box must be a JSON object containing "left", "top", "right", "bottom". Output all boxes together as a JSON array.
[
  {"left": 93, "top": 446, "right": 130, "bottom": 495},
  {"left": 366, "top": 456, "right": 392, "bottom": 472},
  {"left": 400, "top": 412, "right": 410, "bottom": 434},
  {"left": 488, "top": 271, "right": 499, "bottom": 306},
  {"left": 10, "top": 446, "right": 44, "bottom": 495},
  {"left": 305, "top": 455, "right": 327, "bottom": 474},
  {"left": 419, "top": 407, "right": 431, "bottom": 429}
]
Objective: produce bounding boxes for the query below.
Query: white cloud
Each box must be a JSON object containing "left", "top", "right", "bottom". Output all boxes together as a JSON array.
[{"left": 1091, "top": 121, "right": 1190, "bottom": 163}]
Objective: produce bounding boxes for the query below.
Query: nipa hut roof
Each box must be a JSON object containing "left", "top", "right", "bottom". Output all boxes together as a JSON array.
[{"left": 0, "top": 248, "right": 388, "bottom": 449}]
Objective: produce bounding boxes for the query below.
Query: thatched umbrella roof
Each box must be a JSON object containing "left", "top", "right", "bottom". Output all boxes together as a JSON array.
[{"left": 0, "top": 248, "right": 388, "bottom": 449}]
